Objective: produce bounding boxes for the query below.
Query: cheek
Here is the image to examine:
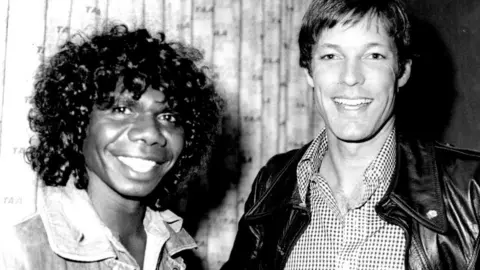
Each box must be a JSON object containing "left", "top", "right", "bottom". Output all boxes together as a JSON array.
[
  {"left": 311, "top": 67, "right": 343, "bottom": 100},
  {"left": 83, "top": 122, "right": 124, "bottom": 157},
  {"left": 310, "top": 73, "right": 335, "bottom": 111},
  {"left": 174, "top": 136, "right": 185, "bottom": 157},
  {"left": 169, "top": 128, "right": 185, "bottom": 157},
  {"left": 82, "top": 123, "right": 97, "bottom": 153},
  {"left": 366, "top": 62, "right": 397, "bottom": 83},
  {"left": 311, "top": 70, "right": 338, "bottom": 106},
  {"left": 364, "top": 65, "right": 398, "bottom": 97},
  {"left": 313, "top": 64, "right": 337, "bottom": 83},
  {"left": 313, "top": 89, "right": 335, "bottom": 120},
  {"left": 82, "top": 131, "right": 99, "bottom": 171},
  {"left": 102, "top": 125, "right": 124, "bottom": 142}
]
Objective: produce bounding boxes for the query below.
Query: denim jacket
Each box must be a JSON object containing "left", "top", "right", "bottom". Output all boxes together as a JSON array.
[{"left": 0, "top": 179, "right": 197, "bottom": 270}]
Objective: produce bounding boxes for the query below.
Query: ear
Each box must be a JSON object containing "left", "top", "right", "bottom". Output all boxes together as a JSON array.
[
  {"left": 397, "top": 59, "right": 412, "bottom": 88},
  {"left": 303, "top": 68, "right": 315, "bottom": 88}
]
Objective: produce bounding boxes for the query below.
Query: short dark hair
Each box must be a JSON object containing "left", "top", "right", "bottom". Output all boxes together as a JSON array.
[
  {"left": 26, "top": 24, "right": 223, "bottom": 209},
  {"left": 299, "top": 0, "right": 411, "bottom": 72}
]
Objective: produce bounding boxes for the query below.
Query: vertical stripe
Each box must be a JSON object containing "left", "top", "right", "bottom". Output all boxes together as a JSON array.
[
  {"left": 261, "top": 0, "right": 281, "bottom": 164},
  {"left": 286, "top": 1, "right": 312, "bottom": 150},
  {"left": 237, "top": 0, "right": 263, "bottom": 219},
  {"left": 0, "top": 0, "right": 48, "bottom": 225},
  {"left": 190, "top": 0, "right": 214, "bottom": 267},
  {"left": 207, "top": 0, "right": 240, "bottom": 269},
  {"left": 0, "top": 0, "right": 10, "bottom": 156}
]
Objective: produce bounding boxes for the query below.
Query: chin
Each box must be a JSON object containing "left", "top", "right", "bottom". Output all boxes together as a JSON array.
[
  {"left": 333, "top": 126, "right": 376, "bottom": 143},
  {"left": 115, "top": 183, "right": 159, "bottom": 200}
]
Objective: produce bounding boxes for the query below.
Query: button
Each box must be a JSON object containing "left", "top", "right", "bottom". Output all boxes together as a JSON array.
[{"left": 426, "top": 210, "right": 438, "bottom": 219}]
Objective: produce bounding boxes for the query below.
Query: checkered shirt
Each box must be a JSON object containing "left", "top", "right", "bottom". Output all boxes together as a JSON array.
[{"left": 284, "top": 129, "right": 405, "bottom": 270}]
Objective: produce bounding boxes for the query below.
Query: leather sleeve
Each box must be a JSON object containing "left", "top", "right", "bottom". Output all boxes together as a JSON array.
[
  {"left": 468, "top": 170, "right": 480, "bottom": 268},
  {"left": 436, "top": 143, "right": 480, "bottom": 269},
  {"left": 220, "top": 167, "right": 269, "bottom": 270}
]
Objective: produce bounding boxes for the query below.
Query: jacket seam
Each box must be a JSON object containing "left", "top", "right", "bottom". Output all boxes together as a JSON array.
[
  {"left": 467, "top": 236, "right": 480, "bottom": 269},
  {"left": 410, "top": 231, "right": 432, "bottom": 270}
]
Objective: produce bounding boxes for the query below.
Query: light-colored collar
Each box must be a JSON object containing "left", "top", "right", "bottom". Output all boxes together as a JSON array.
[
  {"left": 297, "top": 128, "right": 396, "bottom": 205},
  {"left": 38, "top": 177, "right": 196, "bottom": 262},
  {"left": 297, "top": 128, "right": 327, "bottom": 204}
]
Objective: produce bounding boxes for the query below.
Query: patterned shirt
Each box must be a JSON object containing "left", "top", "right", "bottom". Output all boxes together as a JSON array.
[{"left": 285, "top": 129, "right": 405, "bottom": 270}]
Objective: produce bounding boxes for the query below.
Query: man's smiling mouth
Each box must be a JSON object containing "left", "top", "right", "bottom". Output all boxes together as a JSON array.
[
  {"left": 117, "top": 156, "right": 158, "bottom": 173},
  {"left": 333, "top": 98, "right": 372, "bottom": 110}
]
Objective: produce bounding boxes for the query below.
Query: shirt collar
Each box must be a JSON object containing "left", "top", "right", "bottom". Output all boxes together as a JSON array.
[
  {"left": 361, "top": 129, "right": 396, "bottom": 205},
  {"left": 297, "top": 128, "right": 396, "bottom": 206},
  {"left": 39, "top": 177, "right": 196, "bottom": 262},
  {"left": 297, "top": 128, "right": 328, "bottom": 204}
]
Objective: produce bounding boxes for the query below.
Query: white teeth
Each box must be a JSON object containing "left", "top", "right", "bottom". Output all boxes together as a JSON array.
[
  {"left": 117, "top": 156, "right": 156, "bottom": 173},
  {"left": 333, "top": 98, "right": 371, "bottom": 106}
]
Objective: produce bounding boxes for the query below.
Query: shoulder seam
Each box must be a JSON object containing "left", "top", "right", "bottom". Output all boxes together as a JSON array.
[{"left": 435, "top": 143, "right": 480, "bottom": 159}]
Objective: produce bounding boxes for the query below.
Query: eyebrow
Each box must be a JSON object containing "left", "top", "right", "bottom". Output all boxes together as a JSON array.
[
  {"left": 114, "top": 96, "right": 137, "bottom": 105},
  {"left": 318, "top": 42, "right": 388, "bottom": 50}
]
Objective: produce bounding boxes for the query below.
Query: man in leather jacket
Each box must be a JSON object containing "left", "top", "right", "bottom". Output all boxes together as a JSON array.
[{"left": 222, "top": 0, "right": 480, "bottom": 269}]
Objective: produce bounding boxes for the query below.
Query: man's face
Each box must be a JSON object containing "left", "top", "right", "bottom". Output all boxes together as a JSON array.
[
  {"left": 82, "top": 87, "right": 184, "bottom": 199},
  {"left": 306, "top": 16, "right": 411, "bottom": 142}
]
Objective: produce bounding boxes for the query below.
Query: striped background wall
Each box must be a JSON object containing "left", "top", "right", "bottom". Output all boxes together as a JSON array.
[{"left": 0, "top": 0, "right": 322, "bottom": 269}]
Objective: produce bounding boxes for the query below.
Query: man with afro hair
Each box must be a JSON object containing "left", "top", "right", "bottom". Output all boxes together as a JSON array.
[{"left": 0, "top": 24, "right": 223, "bottom": 270}]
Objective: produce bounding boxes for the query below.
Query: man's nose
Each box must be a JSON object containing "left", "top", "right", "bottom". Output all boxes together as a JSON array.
[
  {"left": 341, "top": 59, "right": 365, "bottom": 86},
  {"left": 128, "top": 114, "right": 166, "bottom": 146}
]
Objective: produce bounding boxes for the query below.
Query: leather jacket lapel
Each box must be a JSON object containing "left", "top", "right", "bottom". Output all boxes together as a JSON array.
[
  {"left": 384, "top": 133, "right": 448, "bottom": 234},
  {"left": 244, "top": 143, "right": 311, "bottom": 219}
]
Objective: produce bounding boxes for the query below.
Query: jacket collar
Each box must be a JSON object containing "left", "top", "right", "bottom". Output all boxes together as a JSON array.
[
  {"left": 244, "top": 132, "right": 448, "bottom": 234},
  {"left": 38, "top": 178, "right": 196, "bottom": 262},
  {"left": 244, "top": 144, "right": 311, "bottom": 219},
  {"left": 384, "top": 133, "right": 448, "bottom": 234}
]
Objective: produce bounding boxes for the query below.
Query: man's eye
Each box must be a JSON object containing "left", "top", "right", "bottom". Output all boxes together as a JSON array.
[
  {"left": 112, "top": 106, "right": 132, "bottom": 114},
  {"left": 368, "top": 53, "right": 386, "bottom": 59},
  {"left": 158, "top": 113, "right": 178, "bottom": 124},
  {"left": 320, "top": 54, "right": 337, "bottom": 60}
]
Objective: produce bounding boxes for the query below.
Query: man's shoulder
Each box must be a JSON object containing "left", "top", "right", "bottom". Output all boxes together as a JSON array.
[
  {"left": 263, "top": 143, "right": 311, "bottom": 174},
  {"left": 248, "top": 144, "right": 311, "bottom": 201},
  {"left": 433, "top": 141, "right": 480, "bottom": 182},
  {"left": 434, "top": 141, "right": 480, "bottom": 161},
  {"left": 399, "top": 133, "right": 480, "bottom": 165}
]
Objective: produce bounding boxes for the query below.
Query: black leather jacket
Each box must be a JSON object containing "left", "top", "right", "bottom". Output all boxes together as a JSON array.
[{"left": 222, "top": 134, "right": 480, "bottom": 270}]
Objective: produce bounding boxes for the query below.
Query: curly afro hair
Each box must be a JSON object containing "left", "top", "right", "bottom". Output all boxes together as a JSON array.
[{"left": 26, "top": 25, "right": 223, "bottom": 209}]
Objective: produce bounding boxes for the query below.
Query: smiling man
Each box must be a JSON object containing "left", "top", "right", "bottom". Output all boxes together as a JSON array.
[
  {"left": 222, "top": 0, "right": 480, "bottom": 269},
  {"left": 0, "top": 25, "right": 222, "bottom": 270}
]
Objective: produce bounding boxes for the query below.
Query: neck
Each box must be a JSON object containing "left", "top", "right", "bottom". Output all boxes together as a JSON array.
[
  {"left": 87, "top": 180, "right": 146, "bottom": 239},
  {"left": 321, "top": 121, "right": 394, "bottom": 194}
]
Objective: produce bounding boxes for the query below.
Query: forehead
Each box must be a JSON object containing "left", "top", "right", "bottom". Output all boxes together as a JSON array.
[{"left": 317, "top": 15, "right": 395, "bottom": 50}]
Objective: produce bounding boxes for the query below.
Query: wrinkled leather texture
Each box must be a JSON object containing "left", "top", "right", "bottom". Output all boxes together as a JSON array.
[{"left": 222, "top": 133, "right": 480, "bottom": 270}]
